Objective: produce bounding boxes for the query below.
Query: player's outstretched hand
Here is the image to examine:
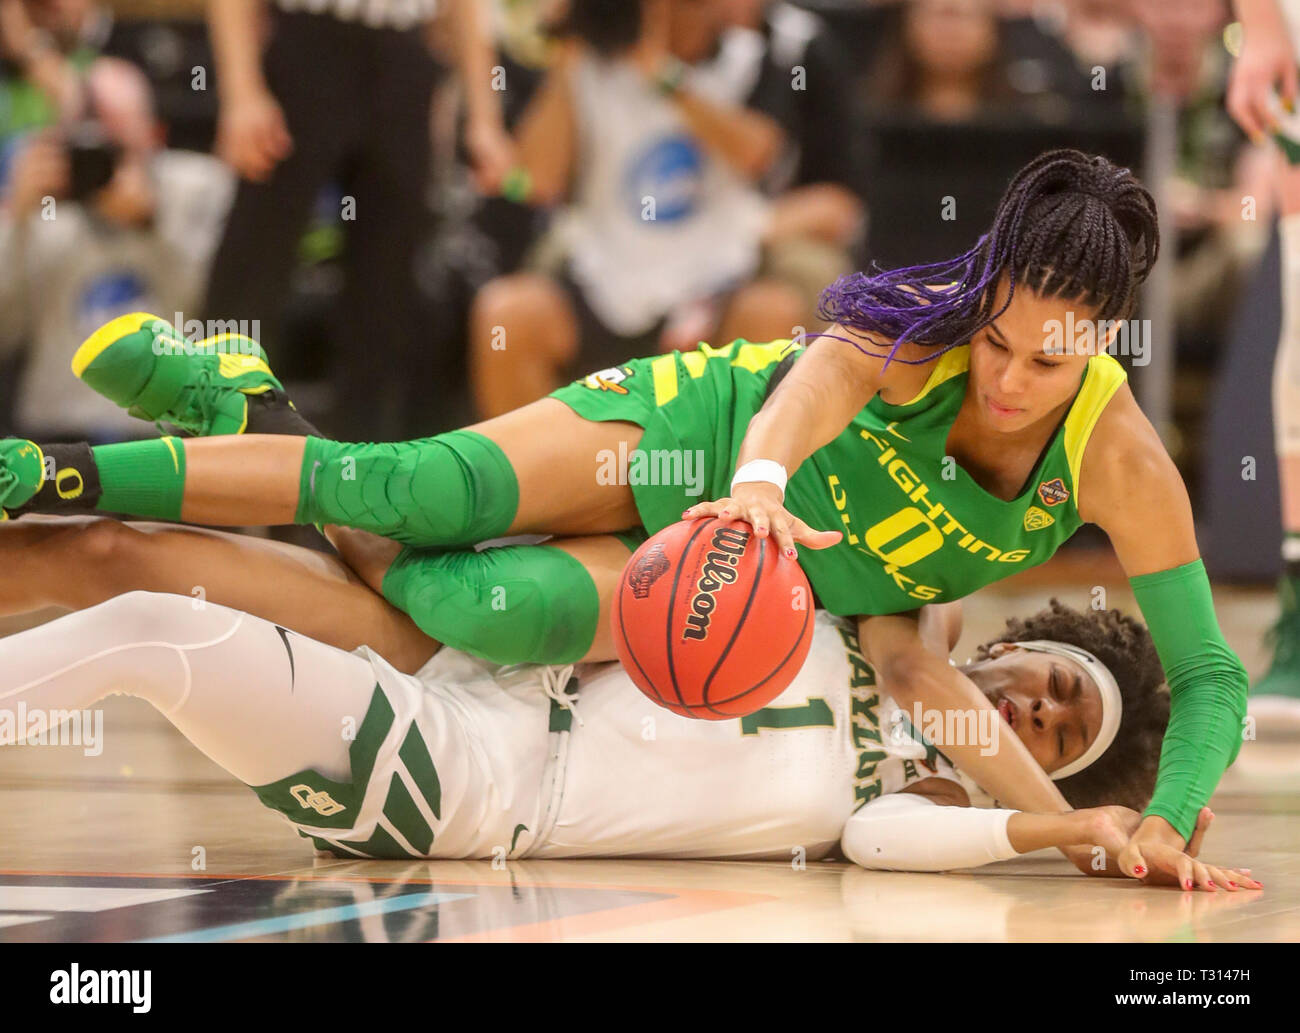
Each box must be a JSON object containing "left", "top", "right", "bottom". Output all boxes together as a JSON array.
[
  {"left": 683, "top": 482, "right": 842, "bottom": 558},
  {"left": 1119, "top": 813, "right": 1262, "bottom": 892}
]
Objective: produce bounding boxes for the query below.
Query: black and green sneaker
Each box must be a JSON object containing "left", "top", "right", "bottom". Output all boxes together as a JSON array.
[
  {"left": 0, "top": 439, "right": 45, "bottom": 520},
  {"left": 1250, "top": 574, "right": 1300, "bottom": 727},
  {"left": 71, "top": 313, "right": 284, "bottom": 437}
]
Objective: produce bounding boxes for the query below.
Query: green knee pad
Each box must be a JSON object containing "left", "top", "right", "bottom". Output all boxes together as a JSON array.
[
  {"left": 296, "top": 430, "right": 520, "bottom": 547},
  {"left": 381, "top": 542, "right": 600, "bottom": 665}
]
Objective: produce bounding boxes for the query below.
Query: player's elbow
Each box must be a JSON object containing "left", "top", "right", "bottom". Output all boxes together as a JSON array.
[{"left": 874, "top": 647, "right": 934, "bottom": 707}]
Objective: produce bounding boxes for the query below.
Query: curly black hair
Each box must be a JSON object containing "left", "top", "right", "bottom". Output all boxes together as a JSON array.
[{"left": 974, "top": 599, "right": 1169, "bottom": 812}]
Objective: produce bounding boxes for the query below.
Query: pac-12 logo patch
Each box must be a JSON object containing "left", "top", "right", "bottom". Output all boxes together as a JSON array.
[
  {"left": 1023, "top": 505, "right": 1055, "bottom": 532},
  {"left": 1036, "top": 477, "right": 1070, "bottom": 507},
  {"left": 628, "top": 543, "right": 670, "bottom": 598},
  {"left": 581, "top": 365, "right": 634, "bottom": 393}
]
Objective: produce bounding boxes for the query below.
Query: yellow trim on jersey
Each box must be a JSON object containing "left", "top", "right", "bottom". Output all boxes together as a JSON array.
[
  {"left": 652, "top": 354, "right": 679, "bottom": 405},
  {"left": 71, "top": 312, "right": 168, "bottom": 378},
  {"left": 729, "top": 339, "right": 797, "bottom": 373},
  {"left": 897, "top": 344, "right": 971, "bottom": 407},
  {"left": 680, "top": 350, "right": 708, "bottom": 378},
  {"left": 1064, "top": 353, "right": 1127, "bottom": 507},
  {"left": 653, "top": 339, "right": 796, "bottom": 406}
]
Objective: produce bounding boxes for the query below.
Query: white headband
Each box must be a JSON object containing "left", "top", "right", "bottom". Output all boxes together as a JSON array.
[{"left": 1011, "top": 640, "right": 1122, "bottom": 780}]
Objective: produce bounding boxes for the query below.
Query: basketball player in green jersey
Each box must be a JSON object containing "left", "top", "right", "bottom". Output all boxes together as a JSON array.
[{"left": 0, "top": 151, "right": 1245, "bottom": 884}]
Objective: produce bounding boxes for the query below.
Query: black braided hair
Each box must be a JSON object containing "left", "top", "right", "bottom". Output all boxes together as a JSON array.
[{"left": 818, "top": 149, "right": 1161, "bottom": 365}]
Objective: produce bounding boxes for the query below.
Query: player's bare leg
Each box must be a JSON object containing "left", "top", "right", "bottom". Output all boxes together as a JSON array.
[
  {"left": 0, "top": 515, "right": 439, "bottom": 674},
  {"left": 3, "top": 400, "right": 646, "bottom": 540},
  {"left": 470, "top": 272, "right": 581, "bottom": 419},
  {"left": 0, "top": 313, "right": 648, "bottom": 666}
]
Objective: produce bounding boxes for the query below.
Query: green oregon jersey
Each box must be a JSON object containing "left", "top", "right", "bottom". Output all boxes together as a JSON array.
[
  {"left": 551, "top": 338, "right": 1127, "bottom": 617},
  {"left": 786, "top": 343, "right": 1126, "bottom": 614}
]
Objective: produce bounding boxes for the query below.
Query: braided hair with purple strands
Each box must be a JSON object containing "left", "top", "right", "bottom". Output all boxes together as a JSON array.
[{"left": 817, "top": 149, "right": 1160, "bottom": 367}]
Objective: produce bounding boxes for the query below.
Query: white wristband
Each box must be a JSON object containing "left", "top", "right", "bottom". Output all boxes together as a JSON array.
[{"left": 731, "top": 459, "right": 788, "bottom": 499}]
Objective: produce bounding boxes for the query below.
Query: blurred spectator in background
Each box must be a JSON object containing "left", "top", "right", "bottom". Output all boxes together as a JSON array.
[
  {"left": 203, "top": 0, "right": 509, "bottom": 440},
  {"left": 722, "top": 0, "right": 866, "bottom": 351},
  {"left": 1157, "top": 0, "right": 1268, "bottom": 361},
  {"left": 470, "top": 0, "right": 805, "bottom": 418},
  {"left": 0, "top": 57, "right": 233, "bottom": 440},
  {"left": 865, "top": 0, "right": 1016, "bottom": 122},
  {"left": 0, "top": 0, "right": 109, "bottom": 146},
  {"left": 855, "top": 0, "right": 1146, "bottom": 267}
]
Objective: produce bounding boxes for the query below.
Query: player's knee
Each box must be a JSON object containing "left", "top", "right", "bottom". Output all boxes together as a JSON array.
[
  {"left": 65, "top": 517, "right": 139, "bottom": 569},
  {"left": 471, "top": 274, "right": 575, "bottom": 362},
  {"left": 473, "top": 274, "right": 556, "bottom": 336},
  {"left": 382, "top": 545, "right": 599, "bottom": 666},
  {"left": 724, "top": 279, "right": 807, "bottom": 342},
  {"left": 88, "top": 590, "right": 195, "bottom": 638}
]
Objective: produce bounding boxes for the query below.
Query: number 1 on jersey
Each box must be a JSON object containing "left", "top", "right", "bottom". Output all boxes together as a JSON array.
[{"left": 740, "top": 699, "right": 834, "bottom": 736}]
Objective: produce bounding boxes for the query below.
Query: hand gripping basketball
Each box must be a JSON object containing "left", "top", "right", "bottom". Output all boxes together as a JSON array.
[{"left": 683, "top": 482, "right": 842, "bottom": 558}]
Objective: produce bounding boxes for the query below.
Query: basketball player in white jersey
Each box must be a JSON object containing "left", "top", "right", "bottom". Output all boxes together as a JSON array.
[
  {"left": 1227, "top": 0, "right": 1300, "bottom": 722},
  {"left": 0, "top": 584, "right": 1255, "bottom": 888}
]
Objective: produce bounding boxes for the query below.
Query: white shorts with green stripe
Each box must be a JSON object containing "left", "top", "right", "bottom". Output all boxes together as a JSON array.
[{"left": 249, "top": 646, "right": 575, "bottom": 860}]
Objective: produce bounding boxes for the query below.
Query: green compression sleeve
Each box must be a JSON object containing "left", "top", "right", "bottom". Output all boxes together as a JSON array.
[
  {"left": 94, "top": 438, "right": 187, "bottom": 521},
  {"left": 1130, "top": 559, "right": 1248, "bottom": 840},
  {"left": 295, "top": 430, "right": 520, "bottom": 547}
]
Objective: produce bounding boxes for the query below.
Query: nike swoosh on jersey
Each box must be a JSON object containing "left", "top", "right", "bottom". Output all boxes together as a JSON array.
[{"left": 275, "top": 625, "right": 296, "bottom": 692}]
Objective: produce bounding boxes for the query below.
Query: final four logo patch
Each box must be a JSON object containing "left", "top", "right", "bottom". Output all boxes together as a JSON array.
[
  {"left": 1023, "top": 505, "right": 1054, "bottom": 532},
  {"left": 628, "top": 544, "right": 670, "bottom": 598},
  {"left": 1036, "top": 477, "right": 1070, "bottom": 507}
]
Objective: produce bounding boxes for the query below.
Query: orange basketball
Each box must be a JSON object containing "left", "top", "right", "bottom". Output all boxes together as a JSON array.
[{"left": 612, "top": 517, "right": 815, "bottom": 720}]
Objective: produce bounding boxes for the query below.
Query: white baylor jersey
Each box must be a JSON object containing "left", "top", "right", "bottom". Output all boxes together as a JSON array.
[{"left": 256, "top": 612, "right": 960, "bottom": 861}]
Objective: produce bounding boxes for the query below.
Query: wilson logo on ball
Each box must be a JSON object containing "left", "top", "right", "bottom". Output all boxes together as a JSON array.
[
  {"left": 682, "top": 526, "right": 750, "bottom": 642},
  {"left": 613, "top": 517, "right": 814, "bottom": 720},
  {"left": 628, "top": 544, "right": 671, "bottom": 598}
]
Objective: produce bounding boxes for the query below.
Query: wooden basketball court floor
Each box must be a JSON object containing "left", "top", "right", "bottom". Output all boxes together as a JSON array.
[{"left": 1, "top": 558, "right": 1298, "bottom": 943}]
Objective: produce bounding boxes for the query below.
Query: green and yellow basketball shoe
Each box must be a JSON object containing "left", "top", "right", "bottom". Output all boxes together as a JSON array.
[
  {"left": 0, "top": 439, "right": 45, "bottom": 520},
  {"left": 71, "top": 313, "right": 284, "bottom": 437},
  {"left": 1249, "top": 575, "right": 1300, "bottom": 728}
]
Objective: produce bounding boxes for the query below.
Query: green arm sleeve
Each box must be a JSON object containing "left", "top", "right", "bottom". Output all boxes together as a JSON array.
[{"left": 1129, "top": 559, "right": 1248, "bottom": 840}]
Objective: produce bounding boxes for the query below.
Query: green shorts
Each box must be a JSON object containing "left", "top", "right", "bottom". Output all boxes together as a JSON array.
[{"left": 549, "top": 340, "right": 800, "bottom": 535}]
